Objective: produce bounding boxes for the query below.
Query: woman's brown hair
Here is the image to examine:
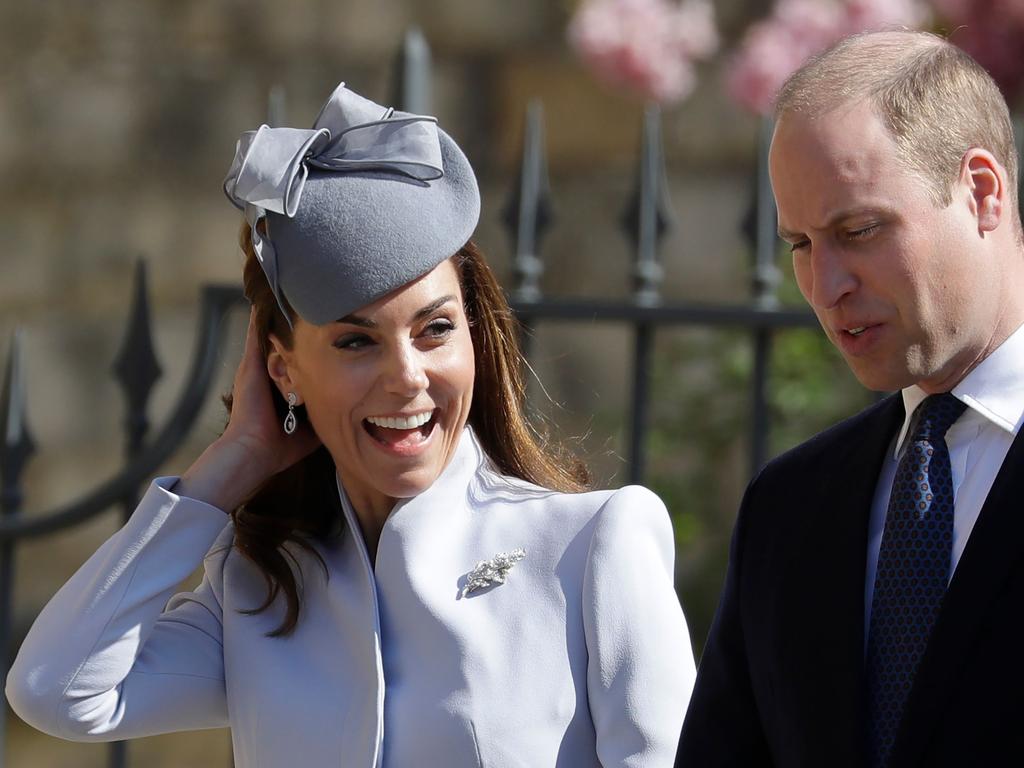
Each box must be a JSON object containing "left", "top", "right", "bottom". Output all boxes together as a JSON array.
[{"left": 231, "top": 223, "right": 589, "bottom": 635}]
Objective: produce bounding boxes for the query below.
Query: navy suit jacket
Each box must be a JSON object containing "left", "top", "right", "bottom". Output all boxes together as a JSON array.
[{"left": 677, "top": 395, "right": 1024, "bottom": 767}]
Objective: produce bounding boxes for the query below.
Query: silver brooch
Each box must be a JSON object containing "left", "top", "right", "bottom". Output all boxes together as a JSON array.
[{"left": 461, "top": 548, "right": 526, "bottom": 596}]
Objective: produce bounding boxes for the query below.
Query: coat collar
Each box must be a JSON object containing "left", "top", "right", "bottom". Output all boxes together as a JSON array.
[
  {"left": 776, "top": 395, "right": 904, "bottom": 763},
  {"left": 335, "top": 426, "right": 485, "bottom": 563},
  {"left": 384, "top": 426, "right": 484, "bottom": 529}
]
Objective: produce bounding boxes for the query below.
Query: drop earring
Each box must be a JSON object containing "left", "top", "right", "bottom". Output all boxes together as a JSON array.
[{"left": 284, "top": 392, "right": 298, "bottom": 435}]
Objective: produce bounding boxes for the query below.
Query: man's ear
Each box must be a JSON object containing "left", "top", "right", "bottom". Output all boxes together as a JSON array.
[
  {"left": 963, "top": 148, "right": 1006, "bottom": 233},
  {"left": 266, "top": 335, "right": 302, "bottom": 404}
]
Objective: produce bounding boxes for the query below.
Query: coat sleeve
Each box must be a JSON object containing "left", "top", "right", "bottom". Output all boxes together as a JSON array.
[
  {"left": 675, "top": 472, "right": 773, "bottom": 766},
  {"left": 582, "top": 485, "right": 696, "bottom": 767},
  {"left": 5, "top": 477, "right": 232, "bottom": 741}
]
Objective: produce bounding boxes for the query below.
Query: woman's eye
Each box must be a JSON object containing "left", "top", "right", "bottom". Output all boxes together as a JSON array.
[
  {"left": 423, "top": 319, "right": 455, "bottom": 338},
  {"left": 334, "top": 333, "right": 373, "bottom": 350},
  {"left": 789, "top": 240, "right": 810, "bottom": 253}
]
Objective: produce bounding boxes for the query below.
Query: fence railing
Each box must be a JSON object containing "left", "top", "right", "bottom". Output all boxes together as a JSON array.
[{"left": 0, "top": 28, "right": 817, "bottom": 768}]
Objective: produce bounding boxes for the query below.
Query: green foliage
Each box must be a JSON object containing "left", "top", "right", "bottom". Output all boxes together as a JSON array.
[{"left": 632, "top": 266, "right": 872, "bottom": 654}]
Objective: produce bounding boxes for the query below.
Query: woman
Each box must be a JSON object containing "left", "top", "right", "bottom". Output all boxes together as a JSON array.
[{"left": 6, "top": 82, "right": 695, "bottom": 766}]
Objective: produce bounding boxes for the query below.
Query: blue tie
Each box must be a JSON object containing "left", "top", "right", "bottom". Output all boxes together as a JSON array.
[{"left": 866, "top": 393, "right": 967, "bottom": 767}]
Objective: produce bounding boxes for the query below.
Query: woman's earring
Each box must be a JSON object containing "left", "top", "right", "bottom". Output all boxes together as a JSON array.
[{"left": 283, "top": 392, "right": 298, "bottom": 435}]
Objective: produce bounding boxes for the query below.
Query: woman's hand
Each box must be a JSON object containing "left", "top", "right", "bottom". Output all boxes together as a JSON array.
[{"left": 177, "top": 310, "right": 321, "bottom": 511}]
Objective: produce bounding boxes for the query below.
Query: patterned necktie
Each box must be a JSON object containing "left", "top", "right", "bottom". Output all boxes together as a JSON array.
[{"left": 866, "top": 393, "right": 967, "bottom": 767}]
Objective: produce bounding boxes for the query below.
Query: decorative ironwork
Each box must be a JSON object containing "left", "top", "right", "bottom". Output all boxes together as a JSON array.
[
  {"left": 743, "top": 116, "right": 784, "bottom": 472},
  {"left": 622, "top": 104, "right": 672, "bottom": 307},
  {"left": 750, "top": 116, "right": 781, "bottom": 310},
  {"left": 0, "top": 285, "right": 245, "bottom": 542},
  {"left": 112, "top": 260, "right": 163, "bottom": 457},
  {"left": 1, "top": 328, "right": 36, "bottom": 768},
  {"left": 1, "top": 329, "right": 35, "bottom": 514},
  {"left": 267, "top": 83, "right": 287, "bottom": 129},
  {"left": 623, "top": 104, "right": 670, "bottom": 483},
  {"left": 393, "top": 27, "right": 432, "bottom": 115},
  {"left": 1016, "top": 115, "right": 1024, "bottom": 222},
  {"left": 504, "top": 100, "right": 553, "bottom": 304}
]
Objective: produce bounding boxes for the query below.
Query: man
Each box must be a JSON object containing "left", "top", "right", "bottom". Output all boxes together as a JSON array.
[{"left": 677, "top": 31, "right": 1024, "bottom": 767}]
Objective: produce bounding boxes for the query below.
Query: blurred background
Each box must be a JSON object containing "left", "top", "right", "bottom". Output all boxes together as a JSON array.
[{"left": 3, "top": 0, "right": 1021, "bottom": 765}]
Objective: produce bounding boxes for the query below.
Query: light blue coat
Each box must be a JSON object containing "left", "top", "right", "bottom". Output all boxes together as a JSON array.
[{"left": 7, "top": 429, "right": 695, "bottom": 766}]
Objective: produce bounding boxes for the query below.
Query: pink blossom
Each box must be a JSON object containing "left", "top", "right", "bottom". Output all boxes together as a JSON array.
[
  {"left": 774, "top": 0, "right": 846, "bottom": 47},
  {"left": 672, "top": 0, "right": 720, "bottom": 58},
  {"left": 928, "top": 0, "right": 975, "bottom": 21},
  {"left": 995, "top": 0, "right": 1024, "bottom": 26},
  {"left": 726, "top": 0, "right": 931, "bottom": 115},
  {"left": 930, "top": 0, "right": 1024, "bottom": 100},
  {"left": 726, "top": 23, "right": 822, "bottom": 115},
  {"left": 845, "top": 0, "right": 930, "bottom": 30},
  {"left": 569, "top": 0, "right": 719, "bottom": 104}
]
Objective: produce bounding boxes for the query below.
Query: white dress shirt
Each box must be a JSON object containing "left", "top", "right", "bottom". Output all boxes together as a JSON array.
[{"left": 864, "top": 323, "right": 1024, "bottom": 632}]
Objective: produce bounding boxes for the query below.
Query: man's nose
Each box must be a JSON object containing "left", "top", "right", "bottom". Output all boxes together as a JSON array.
[
  {"left": 383, "top": 343, "right": 428, "bottom": 396},
  {"left": 808, "top": 245, "right": 857, "bottom": 310}
]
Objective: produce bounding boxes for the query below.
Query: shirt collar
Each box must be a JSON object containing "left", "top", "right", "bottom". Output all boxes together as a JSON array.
[{"left": 893, "top": 322, "right": 1024, "bottom": 457}]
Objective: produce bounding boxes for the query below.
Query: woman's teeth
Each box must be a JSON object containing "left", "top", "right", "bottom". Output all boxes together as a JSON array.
[
  {"left": 849, "top": 327, "right": 866, "bottom": 336},
  {"left": 366, "top": 412, "right": 433, "bottom": 430}
]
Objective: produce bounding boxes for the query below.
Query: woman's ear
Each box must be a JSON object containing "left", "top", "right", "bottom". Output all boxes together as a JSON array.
[{"left": 266, "top": 335, "right": 301, "bottom": 404}]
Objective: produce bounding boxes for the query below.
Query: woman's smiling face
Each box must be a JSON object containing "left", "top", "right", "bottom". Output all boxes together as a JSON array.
[{"left": 268, "top": 258, "right": 475, "bottom": 517}]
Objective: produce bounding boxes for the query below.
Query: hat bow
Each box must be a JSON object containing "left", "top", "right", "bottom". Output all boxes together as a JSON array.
[{"left": 222, "top": 83, "right": 444, "bottom": 324}]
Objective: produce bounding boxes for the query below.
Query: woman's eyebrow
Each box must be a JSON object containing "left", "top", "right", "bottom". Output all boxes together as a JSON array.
[
  {"left": 412, "top": 295, "right": 456, "bottom": 321},
  {"left": 335, "top": 295, "right": 456, "bottom": 327},
  {"left": 334, "top": 313, "right": 376, "bottom": 328}
]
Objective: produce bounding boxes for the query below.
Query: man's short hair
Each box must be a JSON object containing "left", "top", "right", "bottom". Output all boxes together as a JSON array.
[{"left": 775, "top": 31, "right": 1019, "bottom": 211}]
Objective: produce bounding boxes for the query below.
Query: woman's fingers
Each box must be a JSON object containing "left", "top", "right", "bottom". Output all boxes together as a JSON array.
[
  {"left": 233, "top": 309, "right": 267, "bottom": 399},
  {"left": 224, "top": 309, "right": 321, "bottom": 475},
  {"left": 182, "top": 310, "right": 325, "bottom": 508}
]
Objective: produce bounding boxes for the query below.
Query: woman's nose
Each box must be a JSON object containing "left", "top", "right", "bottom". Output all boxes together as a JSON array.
[{"left": 382, "top": 343, "right": 428, "bottom": 396}]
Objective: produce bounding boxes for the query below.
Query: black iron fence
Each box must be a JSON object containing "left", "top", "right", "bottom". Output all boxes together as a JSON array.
[{"left": 0, "top": 30, "right": 820, "bottom": 768}]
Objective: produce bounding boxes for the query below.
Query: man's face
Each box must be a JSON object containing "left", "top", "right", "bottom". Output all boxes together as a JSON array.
[{"left": 770, "top": 100, "right": 999, "bottom": 393}]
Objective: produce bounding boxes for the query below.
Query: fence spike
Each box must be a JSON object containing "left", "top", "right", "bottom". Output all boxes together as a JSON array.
[
  {"left": 1, "top": 328, "right": 35, "bottom": 513},
  {"left": 267, "top": 84, "right": 287, "bottom": 128},
  {"left": 503, "top": 100, "right": 552, "bottom": 303},
  {"left": 749, "top": 116, "right": 781, "bottom": 309},
  {"left": 393, "top": 27, "right": 432, "bottom": 114},
  {"left": 1015, "top": 115, "right": 1024, "bottom": 223},
  {"left": 621, "top": 103, "right": 672, "bottom": 306},
  {"left": 112, "top": 260, "right": 163, "bottom": 454}
]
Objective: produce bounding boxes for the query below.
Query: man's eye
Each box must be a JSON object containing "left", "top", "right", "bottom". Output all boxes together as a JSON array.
[
  {"left": 334, "top": 334, "right": 373, "bottom": 350},
  {"left": 848, "top": 224, "right": 879, "bottom": 240}
]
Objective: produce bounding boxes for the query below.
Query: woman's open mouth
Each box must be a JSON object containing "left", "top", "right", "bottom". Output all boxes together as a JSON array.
[{"left": 363, "top": 409, "right": 438, "bottom": 451}]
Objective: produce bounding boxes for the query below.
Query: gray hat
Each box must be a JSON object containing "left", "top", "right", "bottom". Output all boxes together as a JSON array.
[{"left": 223, "top": 83, "right": 480, "bottom": 326}]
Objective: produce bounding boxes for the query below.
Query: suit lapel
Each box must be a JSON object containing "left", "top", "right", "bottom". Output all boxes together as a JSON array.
[
  {"left": 775, "top": 396, "right": 904, "bottom": 762},
  {"left": 891, "top": 427, "right": 1024, "bottom": 767}
]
